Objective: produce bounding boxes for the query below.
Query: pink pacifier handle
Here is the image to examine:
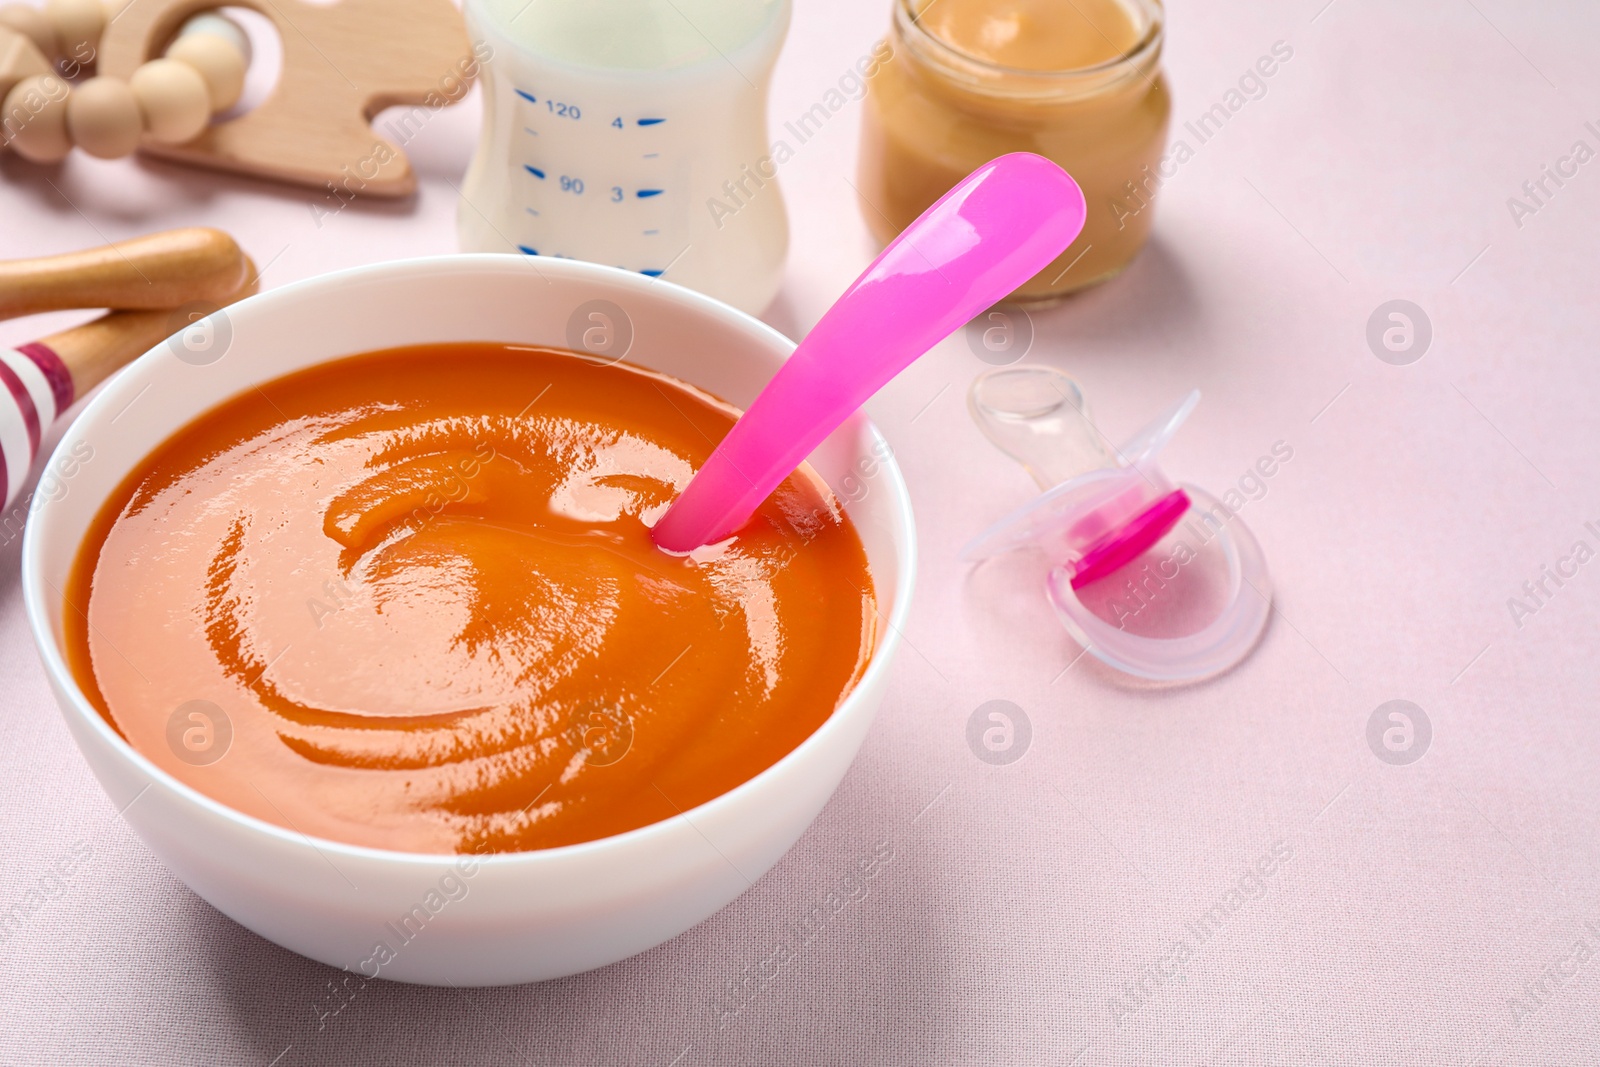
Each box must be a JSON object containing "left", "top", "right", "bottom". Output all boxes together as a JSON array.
[
  {"left": 1068, "top": 488, "right": 1191, "bottom": 589},
  {"left": 651, "top": 152, "right": 1087, "bottom": 554}
]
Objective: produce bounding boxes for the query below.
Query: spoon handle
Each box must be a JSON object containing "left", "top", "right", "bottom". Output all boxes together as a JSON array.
[{"left": 652, "top": 152, "right": 1086, "bottom": 553}]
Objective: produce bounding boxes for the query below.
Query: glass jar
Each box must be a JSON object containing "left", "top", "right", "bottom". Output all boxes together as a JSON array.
[{"left": 857, "top": 0, "right": 1170, "bottom": 304}]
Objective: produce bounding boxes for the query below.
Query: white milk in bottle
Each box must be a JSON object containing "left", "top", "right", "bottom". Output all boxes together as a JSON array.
[{"left": 458, "top": 0, "right": 792, "bottom": 316}]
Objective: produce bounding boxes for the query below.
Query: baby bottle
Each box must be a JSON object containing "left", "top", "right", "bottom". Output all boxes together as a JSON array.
[{"left": 457, "top": 0, "right": 792, "bottom": 317}]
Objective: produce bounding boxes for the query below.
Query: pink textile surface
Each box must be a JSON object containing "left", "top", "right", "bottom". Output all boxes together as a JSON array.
[{"left": 2, "top": 0, "right": 1598, "bottom": 1063}]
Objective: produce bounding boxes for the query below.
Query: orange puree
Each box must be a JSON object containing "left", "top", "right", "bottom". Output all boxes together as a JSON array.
[
  {"left": 917, "top": 0, "right": 1143, "bottom": 71},
  {"left": 64, "top": 344, "right": 876, "bottom": 854},
  {"left": 858, "top": 0, "right": 1170, "bottom": 301}
]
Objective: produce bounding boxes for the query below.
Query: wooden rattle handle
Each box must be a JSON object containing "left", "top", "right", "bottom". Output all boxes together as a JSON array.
[
  {"left": 0, "top": 257, "right": 258, "bottom": 509},
  {"left": 41, "top": 254, "right": 260, "bottom": 397},
  {"left": 0, "top": 228, "right": 247, "bottom": 321}
]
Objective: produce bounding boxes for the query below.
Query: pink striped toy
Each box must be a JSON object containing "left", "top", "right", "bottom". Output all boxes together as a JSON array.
[
  {"left": 0, "top": 228, "right": 254, "bottom": 514},
  {"left": 0, "top": 336, "right": 75, "bottom": 511}
]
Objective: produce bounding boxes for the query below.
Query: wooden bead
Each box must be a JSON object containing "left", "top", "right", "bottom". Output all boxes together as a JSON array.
[
  {"left": 178, "top": 12, "right": 250, "bottom": 65},
  {"left": 165, "top": 31, "right": 244, "bottom": 112},
  {"left": 1, "top": 21, "right": 51, "bottom": 102},
  {"left": 66, "top": 74, "right": 142, "bottom": 158},
  {"left": 0, "top": 3, "right": 56, "bottom": 60},
  {"left": 3, "top": 73, "right": 71, "bottom": 162},
  {"left": 130, "top": 57, "right": 207, "bottom": 143},
  {"left": 43, "top": 0, "right": 102, "bottom": 67}
]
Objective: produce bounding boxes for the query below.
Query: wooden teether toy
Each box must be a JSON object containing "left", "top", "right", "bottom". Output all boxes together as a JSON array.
[
  {"left": 0, "top": 0, "right": 245, "bottom": 162},
  {"left": 0, "top": 0, "right": 474, "bottom": 197},
  {"left": 98, "top": 0, "right": 476, "bottom": 197},
  {"left": 0, "top": 227, "right": 256, "bottom": 510}
]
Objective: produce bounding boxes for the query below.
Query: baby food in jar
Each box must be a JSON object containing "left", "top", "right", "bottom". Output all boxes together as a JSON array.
[{"left": 858, "top": 0, "right": 1170, "bottom": 303}]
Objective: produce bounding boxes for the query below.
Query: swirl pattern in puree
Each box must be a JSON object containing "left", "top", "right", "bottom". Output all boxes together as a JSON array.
[{"left": 65, "top": 344, "right": 876, "bottom": 854}]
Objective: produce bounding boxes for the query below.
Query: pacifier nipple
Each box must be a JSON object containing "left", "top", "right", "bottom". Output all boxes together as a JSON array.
[
  {"left": 969, "top": 366, "right": 1110, "bottom": 489},
  {"left": 963, "top": 366, "right": 1272, "bottom": 683}
]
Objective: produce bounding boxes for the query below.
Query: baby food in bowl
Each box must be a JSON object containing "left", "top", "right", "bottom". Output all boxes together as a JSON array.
[
  {"left": 22, "top": 255, "right": 913, "bottom": 985},
  {"left": 65, "top": 342, "right": 876, "bottom": 854}
]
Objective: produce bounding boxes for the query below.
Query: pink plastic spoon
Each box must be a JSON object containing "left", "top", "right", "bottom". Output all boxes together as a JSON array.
[{"left": 651, "top": 152, "right": 1088, "bottom": 554}]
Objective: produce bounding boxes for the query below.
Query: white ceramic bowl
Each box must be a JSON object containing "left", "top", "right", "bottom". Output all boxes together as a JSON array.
[{"left": 21, "top": 255, "right": 915, "bottom": 986}]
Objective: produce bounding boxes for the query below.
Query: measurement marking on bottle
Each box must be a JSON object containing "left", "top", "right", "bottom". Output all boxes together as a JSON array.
[
  {"left": 643, "top": 229, "right": 659, "bottom": 235},
  {"left": 636, "top": 189, "right": 664, "bottom": 198},
  {"left": 643, "top": 153, "right": 659, "bottom": 159},
  {"left": 515, "top": 89, "right": 537, "bottom": 104},
  {"left": 641, "top": 269, "right": 665, "bottom": 276},
  {"left": 523, "top": 127, "right": 539, "bottom": 136},
  {"left": 525, "top": 166, "right": 546, "bottom": 179},
  {"left": 637, "top": 118, "right": 666, "bottom": 126},
  {"left": 526, "top": 208, "right": 540, "bottom": 217},
  {"left": 518, "top": 246, "right": 539, "bottom": 256}
]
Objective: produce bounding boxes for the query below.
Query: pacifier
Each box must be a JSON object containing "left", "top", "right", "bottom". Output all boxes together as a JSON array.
[{"left": 962, "top": 366, "right": 1271, "bottom": 682}]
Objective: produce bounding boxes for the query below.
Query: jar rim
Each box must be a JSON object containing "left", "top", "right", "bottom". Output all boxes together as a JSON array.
[{"left": 893, "top": 0, "right": 1164, "bottom": 94}]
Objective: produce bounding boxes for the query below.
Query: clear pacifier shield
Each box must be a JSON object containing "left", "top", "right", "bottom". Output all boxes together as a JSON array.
[{"left": 1045, "top": 485, "right": 1272, "bottom": 681}]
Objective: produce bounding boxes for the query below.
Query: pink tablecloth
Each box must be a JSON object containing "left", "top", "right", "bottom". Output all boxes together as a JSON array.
[{"left": 3, "top": 0, "right": 1599, "bottom": 1063}]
